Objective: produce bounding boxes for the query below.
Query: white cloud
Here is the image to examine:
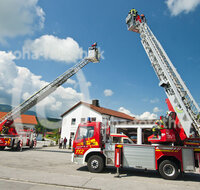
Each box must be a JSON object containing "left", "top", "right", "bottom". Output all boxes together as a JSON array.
[
  {"left": 138, "top": 112, "right": 158, "bottom": 120},
  {"left": 0, "top": 51, "right": 83, "bottom": 117},
  {"left": 86, "top": 81, "right": 92, "bottom": 87},
  {"left": 23, "top": 35, "right": 83, "bottom": 63},
  {"left": 166, "top": 0, "right": 200, "bottom": 16},
  {"left": 0, "top": 0, "right": 45, "bottom": 43},
  {"left": 66, "top": 79, "right": 76, "bottom": 85},
  {"left": 150, "top": 98, "right": 159, "bottom": 104},
  {"left": 118, "top": 107, "right": 158, "bottom": 120},
  {"left": 104, "top": 89, "right": 113, "bottom": 97},
  {"left": 118, "top": 107, "right": 134, "bottom": 117},
  {"left": 153, "top": 107, "right": 162, "bottom": 113}
]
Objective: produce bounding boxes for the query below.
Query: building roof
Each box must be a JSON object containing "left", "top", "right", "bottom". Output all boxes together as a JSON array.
[
  {"left": 61, "top": 101, "right": 135, "bottom": 121},
  {"left": 0, "top": 112, "right": 38, "bottom": 125}
]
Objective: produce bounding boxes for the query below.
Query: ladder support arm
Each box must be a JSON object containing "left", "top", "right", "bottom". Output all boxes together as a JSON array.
[
  {"left": 0, "top": 45, "right": 100, "bottom": 128},
  {"left": 126, "top": 13, "right": 200, "bottom": 137}
]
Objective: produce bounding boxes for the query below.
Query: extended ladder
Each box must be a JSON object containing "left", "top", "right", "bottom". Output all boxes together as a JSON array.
[
  {"left": 0, "top": 45, "right": 100, "bottom": 128},
  {"left": 126, "top": 15, "right": 200, "bottom": 137}
]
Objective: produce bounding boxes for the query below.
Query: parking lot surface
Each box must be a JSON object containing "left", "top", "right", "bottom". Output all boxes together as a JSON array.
[{"left": 0, "top": 146, "right": 199, "bottom": 190}]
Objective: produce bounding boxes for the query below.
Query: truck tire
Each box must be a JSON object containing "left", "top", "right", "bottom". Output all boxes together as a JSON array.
[
  {"left": 30, "top": 140, "right": 34, "bottom": 149},
  {"left": 159, "top": 160, "right": 179, "bottom": 180},
  {"left": 16, "top": 141, "right": 22, "bottom": 152},
  {"left": 0, "top": 146, "right": 5, "bottom": 150},
  {"left": 87, "top": 155, "right": 104, "bottom": 173}
]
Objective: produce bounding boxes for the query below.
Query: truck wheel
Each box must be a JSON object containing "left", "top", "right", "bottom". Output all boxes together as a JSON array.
[
  {"left": 30, "top": 140, "right": 34, "bottom": 149},
  {"left": 159, "top": 160, "right": 179, "bottom": 180},
  {"left": 0, "top": 146, "right": 5, "bottom": 150},
  {"left": 16, "top": 141, "right": 22, "bottom": 152},
  {"left": 87, "top": 155, "right": 104, "bottom": 173}
]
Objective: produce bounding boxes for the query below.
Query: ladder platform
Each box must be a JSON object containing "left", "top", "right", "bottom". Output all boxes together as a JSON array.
[
  {"left": 126, "top": 14, "right": 141, "bottom": 33},
  {"left": 0, "top": 44, "right": 100, "bottom": 129},
  {"left": 148, "top": 129, "right": 176, "bottom": 144},
  {"left": 86, "top": 47, "right": 100, "bottom": 63}
]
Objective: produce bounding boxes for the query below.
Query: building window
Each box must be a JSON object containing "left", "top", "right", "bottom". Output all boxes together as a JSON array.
[
  {"left": 70, "top": 132, "right": 75, "bottom": 139},
  {"left": 71, "top": 118, "right": 76, "bottom": 125},
  {"left": 81, "top": 118, "right": 85, "bottom": 123},
  {"left": 91, "top": 117, "right": 96, "bottom": 122}
]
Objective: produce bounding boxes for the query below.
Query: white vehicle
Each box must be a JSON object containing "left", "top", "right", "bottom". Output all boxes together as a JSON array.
[{"left": 110, "top": 134, "right": 133, "bottom": 144}]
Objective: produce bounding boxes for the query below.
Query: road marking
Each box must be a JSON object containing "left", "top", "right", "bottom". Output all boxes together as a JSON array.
[{"left": 0, "top": 177, "right": 100, "bottom": 190}]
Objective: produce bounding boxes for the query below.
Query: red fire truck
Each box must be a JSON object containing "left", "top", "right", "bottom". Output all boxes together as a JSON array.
[
  {"left": 0, "top": 45, "right": 100, "bottom": 151},
  {"left": 72, "top": 13, "right": 200, "bottom": 180},
  {"left": 0, "top": 121, "right": 36, "bottom": 151},
  {"left": 72, "top": 118, "right": 200, "bottom": 180}
]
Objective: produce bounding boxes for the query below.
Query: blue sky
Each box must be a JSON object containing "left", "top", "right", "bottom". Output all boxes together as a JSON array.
[{"left": 0, "top": 0, "right": 200, "bottom": 119}]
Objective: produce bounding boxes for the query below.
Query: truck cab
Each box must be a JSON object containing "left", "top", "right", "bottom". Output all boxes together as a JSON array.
[{"left": 72, "top": 121, "right": 103, "bottom": 164}]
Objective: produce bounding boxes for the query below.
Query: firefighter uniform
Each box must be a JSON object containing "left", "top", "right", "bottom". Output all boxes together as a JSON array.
[
  {"left": 140, "top": 14, "right": 146, "bottom": 23},
  {"left": 152, "top": 120, "right": 164, "bottom": 138}
]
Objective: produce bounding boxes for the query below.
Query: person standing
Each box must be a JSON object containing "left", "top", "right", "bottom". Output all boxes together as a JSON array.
[
  {"left": 91, "top": 42, "right": 97, "bottom": 49},
  {"left": 59, "top": 138, "right": 63, "bottom": 149},
  {"left": 152, "top": 120, "right": 164, "bottom": 138},
  {"left": 140, "top": 14, "right": 146, "bottom": 23},
  {"left": 68, "top": 137, "right": 72, "bottom": 149},
  {"left": 59, "top": 138, "right": 61, "bottom": 149},
  {"left": 63, "top": 137, "right": 67, "bottom": 149},
  {"left": 129, "top": 8, "right": 138, "bottom": 21}
]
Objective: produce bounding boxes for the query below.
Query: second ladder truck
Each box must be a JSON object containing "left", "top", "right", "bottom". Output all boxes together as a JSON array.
[
  {"left": 72, "top": 13, "right": 200, "bottom": 180},
  {"left": 0, "top": 44, "right": 100, "bottom": 151},
  {"left": 125, "top": 11, "right": 200, "bottom": 144}
]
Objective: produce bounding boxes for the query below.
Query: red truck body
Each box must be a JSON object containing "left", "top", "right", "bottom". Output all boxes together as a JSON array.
[
  {"left": 72, "top": 121, "right": 200, "bottom": 180},
  {"left": 0, "top": 120, "right": 36, "bottom": 151},
  {"left": 73, "top": 122, "right": 102, "bottom": 156}
]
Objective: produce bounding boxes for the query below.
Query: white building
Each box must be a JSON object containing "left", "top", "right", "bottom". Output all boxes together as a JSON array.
[{"left": 60, "top": 100, "right": 134, "bottom": 142}]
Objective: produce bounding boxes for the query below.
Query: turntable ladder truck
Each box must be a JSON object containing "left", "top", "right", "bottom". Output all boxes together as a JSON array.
[
  {"left": 0, "top": 45, "right": 100, "bottom": 150},
  {"left": 126, "top": 13, "right": 200, "bottom": 140},
  {"left": 72, "top": 14, "right": 200, "bottom": 180}
]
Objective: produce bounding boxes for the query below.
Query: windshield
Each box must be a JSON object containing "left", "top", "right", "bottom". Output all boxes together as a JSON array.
[
  {"left": 77, "top": 126, "right": 94, "bottom": 140},
  {"left": 111, "top": 136, "right": 133, "bottom": 144},
  {"left": 123, "top": 138, "right": 133, "bottom": 144}
]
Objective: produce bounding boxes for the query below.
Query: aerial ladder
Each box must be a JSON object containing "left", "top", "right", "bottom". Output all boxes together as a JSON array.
[
  {"left": 126, "top": 13, "right": 200, "bottom": 141},
  {"left": 0, "top": 44, "right": 100, "bottom": 146}
]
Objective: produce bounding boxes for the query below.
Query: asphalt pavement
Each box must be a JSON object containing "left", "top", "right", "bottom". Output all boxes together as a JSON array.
[{"left": 0, "top": 146, "right": 199, "bottom": 190}]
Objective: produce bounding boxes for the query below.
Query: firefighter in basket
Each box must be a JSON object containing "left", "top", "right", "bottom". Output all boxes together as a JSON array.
[
  {"left": 152, "top": 119, "right": 164, "bottom": 138},
  {"left": 129, "top": 8, "right": 138, "bottom": 21}
]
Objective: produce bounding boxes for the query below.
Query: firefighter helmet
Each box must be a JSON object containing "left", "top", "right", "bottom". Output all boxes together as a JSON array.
[{"left": 155, "top": 120, "right": 164, "bottom": 126}]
